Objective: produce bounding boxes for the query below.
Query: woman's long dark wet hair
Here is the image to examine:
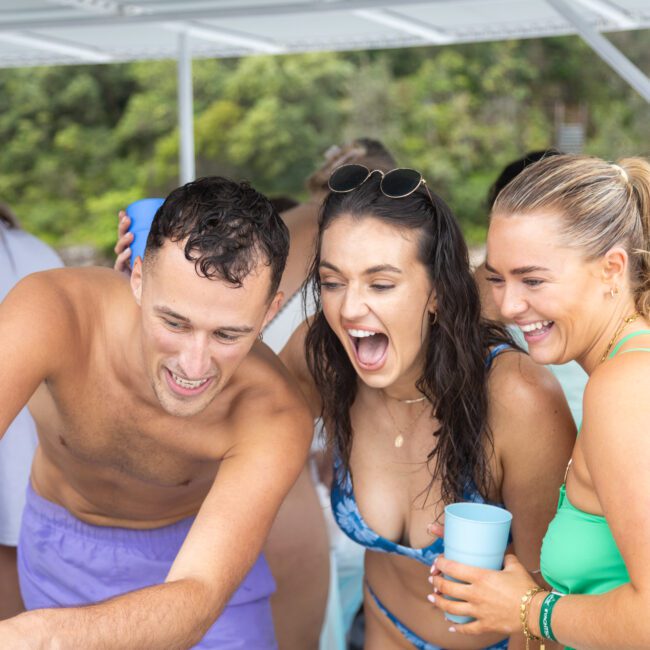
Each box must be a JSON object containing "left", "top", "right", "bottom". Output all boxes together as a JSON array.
[{"left": 304, "top": 174, "right": 517, "bottom": 504}]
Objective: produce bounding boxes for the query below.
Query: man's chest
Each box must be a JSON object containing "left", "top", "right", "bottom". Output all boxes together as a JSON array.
[{"left": 29, "top": 377, "right": 225, "bottom": 487}]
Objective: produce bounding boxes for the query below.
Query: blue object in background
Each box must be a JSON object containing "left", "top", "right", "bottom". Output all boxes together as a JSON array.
[{"left": 126, "top": 198, "right": 165, "bottom": 268}]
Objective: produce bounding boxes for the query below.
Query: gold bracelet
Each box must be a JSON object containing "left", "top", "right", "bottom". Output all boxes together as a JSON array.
[{"left": 520, "top": 587, "right": 546, "bottom": 650}]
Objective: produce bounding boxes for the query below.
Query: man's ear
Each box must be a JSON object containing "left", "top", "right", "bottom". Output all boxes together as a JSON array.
[
  {"left": 600, "top": 246, "right": 628, "bottom": 294},
  {"left": 130, "top": 257, "right": 144, "bottom": 306},
  {"left": 261, "top": 291, "right": 284, "bottom": 330}
]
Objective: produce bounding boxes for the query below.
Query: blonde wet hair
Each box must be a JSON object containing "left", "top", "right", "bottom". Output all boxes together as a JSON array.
[{"left": 492, "top": 154, "right": 650, "bottom": 316}]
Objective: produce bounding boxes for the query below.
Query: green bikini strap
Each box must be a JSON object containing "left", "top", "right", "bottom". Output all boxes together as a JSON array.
[{"left": 609, "top": 329, "right": 650, "bottom": 358}]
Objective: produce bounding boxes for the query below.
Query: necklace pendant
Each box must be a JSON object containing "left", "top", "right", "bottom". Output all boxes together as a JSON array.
[{"left": 394, "top": 434, "right": 404, "bottom": 448}]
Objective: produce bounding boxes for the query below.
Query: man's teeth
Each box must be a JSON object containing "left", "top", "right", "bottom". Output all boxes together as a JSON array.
[
  {"left": 520, "top": 320, "right": 553, "bottom": 333},
  {"left": 348, "top": 329, "right": 376, "bottom": 338},
  {"left": 171, "top": 372, "right": 208, "bottom": 389}
]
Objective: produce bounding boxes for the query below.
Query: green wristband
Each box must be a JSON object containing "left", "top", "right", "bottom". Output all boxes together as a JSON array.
[{"left": 539, "top": 592, "right": 562, "bottom": 642}]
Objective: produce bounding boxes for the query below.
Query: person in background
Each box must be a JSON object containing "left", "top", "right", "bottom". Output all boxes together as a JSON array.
[
  {"left": 280, "top": 165, "right": 575, "bottom": 648},
  {"left": 431, "top": 154, "right": 650, "bottom": 650},
  {"left": 113, "top": 139, "right": 398, "bottom": 650},
  {"left": 268, "top": 195, "right": 300, "bottom": 215},
  {"left": 0, "top": 204, "right": 63, "bottom": 620},
  {"left": 474, "top": 150, "right": 588, "bottom": 426}
]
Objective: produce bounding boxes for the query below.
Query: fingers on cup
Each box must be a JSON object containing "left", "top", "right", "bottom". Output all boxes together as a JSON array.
[
  {"left": 426, "top": 522, "right": 445, "bottom": 538},
  {"left": 428, "top": 588, "right": 473, "bottom": 620},
  {"left": 114, "top": 232, "right": 133, "bottom": 256},
  {"left": 448, "top": 619, "right": 487, "bottom": 637},
  {"left": 435, "top": 557, "right": 480, "bottom": 583},
  {"left": 114, "top": 249, "right": 131, "bottom": 273},
  {"left": 118, "top": 212, "right": 131, "bottom": 236},
  {"left": 432, "top": 575, "right": 472, "bottom": 601}
]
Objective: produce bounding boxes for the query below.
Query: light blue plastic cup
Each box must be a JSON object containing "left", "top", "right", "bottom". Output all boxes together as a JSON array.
[
  {"left": 126, "top": 198, "right": 165, "bottom": 268},
  {"left": 443, "top": 502, "right": 512, "bottom": 624}
]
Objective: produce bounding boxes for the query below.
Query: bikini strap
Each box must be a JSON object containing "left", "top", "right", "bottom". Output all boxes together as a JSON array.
[
  {"left": 568, "top": 331, "right": 650, "bottom": 482},
  {"left": 485, "top": 343, "right": 512, "bottom": 368},
  {"left": 609, "top": 329, "right": 650, "bottom": 358}
]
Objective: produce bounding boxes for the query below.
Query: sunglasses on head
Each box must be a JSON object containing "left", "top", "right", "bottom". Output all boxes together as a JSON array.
[{"left": 328, "top": 163, "right": 432, "bottom": 201}]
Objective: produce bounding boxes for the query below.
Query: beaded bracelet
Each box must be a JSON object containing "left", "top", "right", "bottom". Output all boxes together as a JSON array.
[
  {"left": 520, "top": 587, "right": 546, "bottom": 650},
  {"left": 539, "top": 592, "right": 563, "bottom": 642}
]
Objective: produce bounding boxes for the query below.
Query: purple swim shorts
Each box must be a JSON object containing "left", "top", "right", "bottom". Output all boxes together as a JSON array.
[{"left": 17, "top": 483, "right": 277, "bottom": 649}]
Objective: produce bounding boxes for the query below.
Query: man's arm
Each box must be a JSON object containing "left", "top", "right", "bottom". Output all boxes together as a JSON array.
[{"left": 2, "top": 387, "right": 312, "bottom": 649}]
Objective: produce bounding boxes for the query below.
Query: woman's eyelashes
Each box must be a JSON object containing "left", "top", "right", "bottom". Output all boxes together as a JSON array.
[
  {"left": 485, "top": 275, "right": 544, "bottom": 288},
  {"left": 319, "top": 277, "right": 396, "bottom": 292},
  {"left": 320, "top": 280, "right": 343, "bottom": 291}
]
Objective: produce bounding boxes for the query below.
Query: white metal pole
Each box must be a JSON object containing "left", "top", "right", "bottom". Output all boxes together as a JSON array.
[
  {"left": 177, "top": 31, "right": 196, "bottom": 184},
  {"left": 547, "top": 0, "right": 650, "bottom": 103}
]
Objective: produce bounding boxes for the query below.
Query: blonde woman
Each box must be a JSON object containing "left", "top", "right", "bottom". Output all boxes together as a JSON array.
[{"left": 431, "top": 155, "right": 650, "bottom": 650}]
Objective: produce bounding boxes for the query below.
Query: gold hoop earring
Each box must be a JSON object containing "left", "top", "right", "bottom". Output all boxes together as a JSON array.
[
  {"left": 258, "top": 332, "right": 264, "bottom": 341},
  {"left": 610, "top": 286, "right": 619, "bottom": 299},
  {"left": 430, "top": 311, "right": 438, "bottom": 325}
]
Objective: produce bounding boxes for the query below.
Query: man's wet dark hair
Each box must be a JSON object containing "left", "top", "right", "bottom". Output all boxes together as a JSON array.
[
  {"left": 486, "top": 149, "right": 562, "bottom": 210},
  {"left": 145, "top": 176, "right": 289, "bottom": 298}
]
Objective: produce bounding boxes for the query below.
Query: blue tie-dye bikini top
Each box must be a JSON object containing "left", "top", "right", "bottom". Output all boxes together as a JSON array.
[{"left": 330, "top": 344, "right": 511, "bottom": 566}]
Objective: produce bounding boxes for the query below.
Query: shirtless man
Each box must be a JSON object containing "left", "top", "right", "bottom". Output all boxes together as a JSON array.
[{"left": 0, "top": 176, "right": 312, "bottom": 648}]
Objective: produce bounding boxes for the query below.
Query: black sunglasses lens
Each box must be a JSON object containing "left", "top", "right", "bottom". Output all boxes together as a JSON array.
[
  {"left": 381, "top": 168, "right": 423, "bottom": 198},
  {"left": 329, "top": 164, "right": 370, "bottom": 192}
]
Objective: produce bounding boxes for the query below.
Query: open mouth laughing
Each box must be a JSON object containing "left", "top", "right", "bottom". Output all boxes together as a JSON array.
[
  {"left": 347, "top": 327, "right": 389, "bottom": 370},
  {"left": 518, "top": 319, "right": 554, "bottom": 341},
  {"left": 164, "top": 368, "right": 214, "bottom": 397}
]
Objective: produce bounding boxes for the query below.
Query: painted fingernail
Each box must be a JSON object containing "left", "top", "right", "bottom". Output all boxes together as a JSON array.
[
  {"left": 428, "top": 576, "right": 433, "bottom": 584},
  {"left": 430, "top": 560, "right": 437, "bottom": 574},
  {"left": 449, "top": 626, "right": 456, "bottom": 633},
  {"left": 434, "top": 587, "right": 440, "bottom": 594},
  {"left": 427, "top": 594, "right": 435, "bottom": 604}
]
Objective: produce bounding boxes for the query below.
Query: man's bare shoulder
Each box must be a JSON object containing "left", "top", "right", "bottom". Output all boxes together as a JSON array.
[
  {"left": 234, "top": 341, "right": 309, "bottom": 410},
  {"left": 2, "top": 268, "right": 136, "bottom": 377},
  {"left": 10, "top": 266, "right": 125, "bottom": 305},
  {"left": 227, "top": 341, "right": 312, "bottom": 442},
  {"left": 6, "top": 266, "right": 128, "bottom": 336}
]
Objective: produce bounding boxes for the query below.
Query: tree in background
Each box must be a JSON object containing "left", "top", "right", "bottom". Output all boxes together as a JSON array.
[{"left": 0, "top": 32, "right": 647, "bottom": 256}]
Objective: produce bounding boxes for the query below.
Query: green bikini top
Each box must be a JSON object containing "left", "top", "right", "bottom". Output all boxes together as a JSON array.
[{"left": 540, "top": 330, "right": 650, "bottom": 646}]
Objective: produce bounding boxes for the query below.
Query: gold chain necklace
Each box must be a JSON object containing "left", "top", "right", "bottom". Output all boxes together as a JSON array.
[
  {"left": 382, "top": 394, "right": 430, "bottom": 448},
  {"left": 382, "top": 389, "right": 427, "bottom": 405},
  {"left": 599, "top": 312, "right": 640, "bottom": 364}
]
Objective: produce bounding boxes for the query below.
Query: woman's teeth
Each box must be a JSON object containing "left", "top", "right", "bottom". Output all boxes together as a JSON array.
[
  {"left": 520, "top": 320, "right": 553, "bottom": 333},
  {"left": 171, "top": 372, "right": 208, "bottom": 389},
  {"left": 348, "top": 329, "right": 376, "bottom": 338}
]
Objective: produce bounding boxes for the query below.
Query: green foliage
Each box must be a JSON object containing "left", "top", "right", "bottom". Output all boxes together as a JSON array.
[{"left": 0, "top": 33, "right": 647, "bottom": 256}]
